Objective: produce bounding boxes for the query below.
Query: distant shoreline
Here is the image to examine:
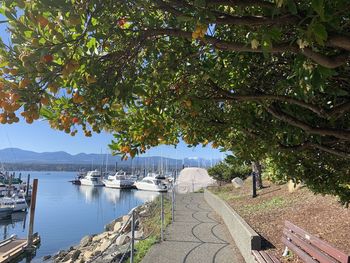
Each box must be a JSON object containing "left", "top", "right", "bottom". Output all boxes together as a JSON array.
[{"left": 2, "top": 163, "right": 189, "bottom": 172}]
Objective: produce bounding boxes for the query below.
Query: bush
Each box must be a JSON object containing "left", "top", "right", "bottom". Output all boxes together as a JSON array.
[{"left": 208, "top": 158, "right": 250, "bottom": 183}]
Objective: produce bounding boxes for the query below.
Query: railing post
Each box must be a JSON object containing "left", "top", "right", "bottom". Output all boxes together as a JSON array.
[
  {"left": 171, "top": 186, "right": 175, "bottom": 223},
  {"left": 130, "top": 210, "right": 135, "bottom": 263},
  {"left": 160, "top": 193, "right": 164, "bottom": 241}
]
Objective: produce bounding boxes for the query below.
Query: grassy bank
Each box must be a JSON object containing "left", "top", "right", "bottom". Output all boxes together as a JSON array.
[{"left": 134, "top": 194, "right": 172, "bottom": 263}]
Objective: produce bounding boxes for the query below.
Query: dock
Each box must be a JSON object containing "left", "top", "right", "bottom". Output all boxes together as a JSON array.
[{"left": 0, "top": 234, "right": 40, "bottom": 263}]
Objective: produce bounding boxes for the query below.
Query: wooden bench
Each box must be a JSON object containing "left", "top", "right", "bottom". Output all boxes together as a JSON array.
[
  {"left": 282, "top": 220, "right": 350, "bottom": 263},
  {"left": 252, "top": 249, "right": 280, "bottom": 263}
]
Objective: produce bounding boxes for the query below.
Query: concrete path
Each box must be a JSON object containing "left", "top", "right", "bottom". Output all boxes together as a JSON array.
[{"left": 141, "top": 193, "right": 244, "bottom": 263}]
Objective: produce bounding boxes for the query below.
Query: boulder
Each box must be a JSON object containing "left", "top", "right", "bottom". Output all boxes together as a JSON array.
[
  {"left": 92, "top": 232, "right": 109, "bottom": 242},
  {"left": 126, "top": 230, "right": 143, "bottom": 240},
  {"left": 71, "top": 250, "right": 81, "bottom": 261},
  {"left": 122, "top": 215, "right": 129, "bottom": 222},
  {"left": 62, "top": 253, "right": 72, "bottom": 262},
  {"left": 113, "top": 221, "right": 122, "bottom": 232},
  {"left": 288, "top": 180, "right": 304, "bottom": 193},
  {"left": 80, "top": 235, "right": 93, "bottom": 247},
  {"left": 115, "top": 234, "right": 130, "bottom": 246},
  {"left": 55, "top": 250, "right": 68, "bottom": 260},
  {"left": 96, "top": 239, "right": 111, "bottom": 252},
  {"left": 43, "top": 255, "right": 51, "bottom": 261},
  {"left": 231, "top": 177, "right": 244, "bottom": 188}
]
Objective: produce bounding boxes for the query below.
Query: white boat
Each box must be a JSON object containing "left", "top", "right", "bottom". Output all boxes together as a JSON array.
[
  {"left": 0, "top": 196, "right": 27, "bottom": 212},
  {"left": 102, "top": 171, "right": 134, "bottom": 189},
  {"left": 134, "top": 176, "right": 167, "bottom": 192},
  {"left": 79, "top": 170, "right": 104, "bottom": 186}
]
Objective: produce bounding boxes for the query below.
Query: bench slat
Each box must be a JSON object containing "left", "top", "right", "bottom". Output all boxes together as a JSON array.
[
  {"left": 283, "top": 229, "right": 339, "bottom": 263},
  {"left": 252, "top": 250, "right": 266, "bottom": 263},
  {"left": 260, "top": 250, "right": 280, "bottom": 263},
  {"left": 285, "top": 221, "right": 349, "bottom": 263},
  {"left": 282, "top": 236, "right": 318, "bottom": 263}
]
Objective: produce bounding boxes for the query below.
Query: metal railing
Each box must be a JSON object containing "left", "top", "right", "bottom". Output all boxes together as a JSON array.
[{"left": 90, "top": 183, "right": 176, "bottom": 263}]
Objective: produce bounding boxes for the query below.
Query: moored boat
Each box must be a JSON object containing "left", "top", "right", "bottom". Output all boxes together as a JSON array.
[
  {"left": 102, "top": 171, "right": 134, "bottom": 189},
  {"left": 134, "top": 176, "right": 167, "bottom": 192},
  {"left": 80, "top": 170, "right": 104, "bottom": 186},
  {"left": 0, "top": 196, "right": 28, "bottom": 212}
]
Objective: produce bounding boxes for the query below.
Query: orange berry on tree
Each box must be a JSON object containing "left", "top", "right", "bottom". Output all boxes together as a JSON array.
[
  {"left": 40, "top": 96, "right": 50, "bottom": 105},
  {"left": 72, "top": 117, "right": 79, "bottom": 124},
  {"left": 118, "top": 18, "right": 126, "bottom": 28},
  {"left": 41, "top": 54, "right": 54, "bottom": 63}
]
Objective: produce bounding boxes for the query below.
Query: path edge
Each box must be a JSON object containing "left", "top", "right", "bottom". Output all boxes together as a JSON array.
[{"left": 204, "top": 189, "right": 261, "bottom": 263}]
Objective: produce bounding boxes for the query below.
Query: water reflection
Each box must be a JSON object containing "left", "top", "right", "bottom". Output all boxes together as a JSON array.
[
  {"left": 78, "top": 185, "right": 160, "bottom": 205},
  {"left": 0, "top": 211, "right": 27, "bottom": 239},
  {"left": 133, "top": 190, "right": 159, "bottom": 202},
  {"left": 103, "top": 187, "right": 121, "bottom": 204},
  {"left": 77, "top": 185, "right": 103, "bottom": 203}
]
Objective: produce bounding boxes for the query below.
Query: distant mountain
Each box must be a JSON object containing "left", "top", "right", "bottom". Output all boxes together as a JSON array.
[{"left": 0, "top": 148, "right": 221, "bottom": 169}]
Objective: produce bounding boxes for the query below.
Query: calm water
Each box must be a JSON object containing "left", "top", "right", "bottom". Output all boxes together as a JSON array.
[{"left": 1, "top": 172, "right": 159, "bottom": 262}]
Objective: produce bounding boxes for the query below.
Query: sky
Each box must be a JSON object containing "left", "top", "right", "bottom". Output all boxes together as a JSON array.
[{"left": 0, "top": 15, "right": 226, "bottom": 160}]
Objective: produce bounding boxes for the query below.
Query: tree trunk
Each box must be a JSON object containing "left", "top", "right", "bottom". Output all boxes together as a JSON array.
[{"left": 252, "top": 161, "right": 263, "bottom": 189}]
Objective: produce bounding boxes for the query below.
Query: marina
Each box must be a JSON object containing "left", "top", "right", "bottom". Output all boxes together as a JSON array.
[{"left": 0, "top": 171, "right": 159, "bottom": 263}]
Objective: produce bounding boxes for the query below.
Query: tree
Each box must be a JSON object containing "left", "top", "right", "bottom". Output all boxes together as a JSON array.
[
  {"left": 208, "top": 158, "right": 250, "bottom": 183},
  {"left": 0, "top": 0, "right": 349, "bottom": 203}
]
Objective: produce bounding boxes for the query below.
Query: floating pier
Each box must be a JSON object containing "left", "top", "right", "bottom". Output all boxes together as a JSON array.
[{"left": 0, "top": 233, "right": 40, "bottom": 263}]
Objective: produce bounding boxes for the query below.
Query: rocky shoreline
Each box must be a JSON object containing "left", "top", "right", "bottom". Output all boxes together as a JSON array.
[{"left": 45, "top": 203, "right": 150, "bottom": 263}]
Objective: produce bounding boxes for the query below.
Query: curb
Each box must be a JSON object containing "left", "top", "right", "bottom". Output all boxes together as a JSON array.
[{"left": 204, "top": 189, "right": 261, "bottom": 263}]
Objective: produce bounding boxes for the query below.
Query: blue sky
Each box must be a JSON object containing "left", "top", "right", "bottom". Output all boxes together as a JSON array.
[{"left": 0, "top": 15, "right": 225, "bottom": 159}]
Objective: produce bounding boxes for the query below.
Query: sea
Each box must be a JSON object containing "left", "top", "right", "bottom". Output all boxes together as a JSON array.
[{"left": 1, "top": 171, "right": 159, "bottom": 262}]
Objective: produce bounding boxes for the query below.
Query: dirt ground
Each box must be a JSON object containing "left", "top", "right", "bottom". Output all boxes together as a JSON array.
[{"left": 210, "top": 178, "right": 350, "bottom": 262}]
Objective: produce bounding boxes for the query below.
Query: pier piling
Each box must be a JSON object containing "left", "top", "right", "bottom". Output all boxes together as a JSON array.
[{"left": 27, "top": 179, "right": 38, "bottom": 250}]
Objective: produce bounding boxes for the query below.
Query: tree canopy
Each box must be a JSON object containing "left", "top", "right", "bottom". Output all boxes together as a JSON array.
[{"left": 0, "top": 0, "right": 349, "bottom": 203}]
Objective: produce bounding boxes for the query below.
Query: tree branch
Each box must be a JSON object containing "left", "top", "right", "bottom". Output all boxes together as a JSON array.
[
  {"left": 214, "top": 14, "right": 300, "bottom": 26},
  {"left": 327, "top": 35, "right": 350, "bottom": 51},
  {"left": 279, "top": 141, "right": 350, "bottom": 158},
  {"left": 207, "top": 0, "right": 276, "bottom": 9},
  {"left": 143, "top": 28, "right": 349, "bottom": 68},
  {"left": 266, "top": 106, "right": 350, "bottom": 140}
]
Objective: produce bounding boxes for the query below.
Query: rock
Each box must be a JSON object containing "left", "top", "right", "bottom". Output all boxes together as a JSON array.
[
  {"left": 55, "top": 250, "right": 68, "bottom": 259},
  {"left": 288, "top": 180, "right": 304, "bottom": 193},
  {"left": 92, "top": 232, "right": 109, "bottom": 242},
  {"left": 96, "top": 239, "right": 110, "bottom": 252},
  {"left": 231, "top": 177, "right": 244, "bottom": 188},
  {"left": 43, "top": 255, "right": 51, "bottom": 261},
  {"left": 80, "top": 235, "right": 93, "bottom": 247},
  {"left": 92, "top": 250, "right": 101, "bottom": 257},
  {"left": 115, "top": 234, "right": 130, "bottom": 246},
  {"left": 126, "top": 230, "right": 143, "bottom": 240},
  {"left": 81, "top": 249, "right": 93, "bottom": 261},
  {"left": 139, "top": 209, "right": 147, "bottom": 216},
  {"left": 71, "top": 250, "right": 81, "bottom": 261},
  {"left": 122, "top": 215, "right": 129, "bottom": 222},
  {"left": 62, "top": 253, "right": 72, "bottom": 262},
  {"left": 113, "top": 221, "right": 122, "bottom": 232}
]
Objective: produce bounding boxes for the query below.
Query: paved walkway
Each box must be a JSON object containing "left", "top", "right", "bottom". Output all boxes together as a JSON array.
[{"left": 142, "top": 193, "right": 244, "bottom": 263}]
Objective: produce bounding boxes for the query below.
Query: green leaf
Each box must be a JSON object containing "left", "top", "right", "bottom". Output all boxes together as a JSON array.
[
  {"left": 176, "top": 16, "right": 193, "bottom": 23},
  {"left": 91, "top": 17, "right": 98, "bottom": 26},
  {"left": 312, "top": 0, "right": 325, "bottom": 20},
  {"left": 286, "top": 0, "right": 298, "bottom": 15},
  {"left": 193, "top": 0, "right": 206, "bottom": 7},
  {"left": 86, "top": 37, "right": 96, "bottom": 49},
  {"left": 312, "top": 23, "right": 327, "bottom": 45}
]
